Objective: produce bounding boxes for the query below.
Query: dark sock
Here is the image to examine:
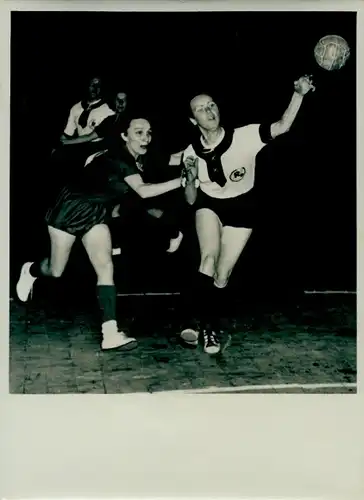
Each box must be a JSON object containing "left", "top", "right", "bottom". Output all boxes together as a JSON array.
[
  {"left": 97, "top": 285, "right": 117, "bottom": 324},
  {"left": 181, "top": 272, "right": 216, "bottom": 330},
  {"left": 29, "top": 262, "right": 43, "bottom": 278},
  {"left": 209, "top": 285, "right": 226, "bottom": 332}
]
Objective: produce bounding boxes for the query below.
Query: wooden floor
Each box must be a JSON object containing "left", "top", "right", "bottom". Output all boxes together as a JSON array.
[{"left": 9, "top": 292, "right": 357, "bottom": 394}]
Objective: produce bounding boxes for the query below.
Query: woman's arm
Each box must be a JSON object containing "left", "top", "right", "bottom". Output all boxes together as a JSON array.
[
  {"left": 184, "top": 178, "right": 198, "bottom": 205},
  {"left": 60, "top": 131, "right": 99, "bottom": 145},
  {"left": 270, "top": 75, "right": 315, "bottom": 138},
  {"left": 182, "top": 156, "right": 199, "bottom": 205},
  {"left": 124, "top": 173, "right": 181, "bottom": 199}
]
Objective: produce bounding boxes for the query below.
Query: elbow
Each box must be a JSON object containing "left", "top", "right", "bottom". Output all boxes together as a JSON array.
[
  {"left": 277, "top": 119, "right": 291, "bottom": 135},
  {"left": 281, "top": 124, "right": 291, "bottom": 135},
  {"left": 271, "top": 121, "right": 290, "bottom": 138}
]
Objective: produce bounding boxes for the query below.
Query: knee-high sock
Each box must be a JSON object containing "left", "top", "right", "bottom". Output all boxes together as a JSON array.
[
  {"left": 97, "top": 285, "right": 117, "bottom": 324},
  {"left": 182, "top": 271, "right": 221, "bottom": 330},
  {"left": 29, "top": 262, "right": 43, "bottom": 278},
  {"left": 210, "top": 285, "right": 228, "bottom": 331},
  {"left": 29, "top": 259, "right": 50, "bottom": 278}
]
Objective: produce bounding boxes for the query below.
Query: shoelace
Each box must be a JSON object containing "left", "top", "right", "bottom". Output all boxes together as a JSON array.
[{"left": 203, "top": 329, "right": 219, "bottom": 346}]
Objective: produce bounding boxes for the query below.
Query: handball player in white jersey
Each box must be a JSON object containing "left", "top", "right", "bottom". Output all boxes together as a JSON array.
[{"left": 179, "top": 75, "right": 315, "bottom": 354}]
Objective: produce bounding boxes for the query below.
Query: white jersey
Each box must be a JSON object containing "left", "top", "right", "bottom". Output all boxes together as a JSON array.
[
  {"left": 64, "top": 99, "right": 115, "bottom": 140},
  {"left": 183, "top": 124, "right": 266, "bottom": 199}
]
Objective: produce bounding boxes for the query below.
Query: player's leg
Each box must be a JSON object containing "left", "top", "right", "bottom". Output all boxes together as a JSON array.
[
  {"left": 205, "top": 226, "right": 252, "bottom": 350},
  {"left": 211, "top": 190, "right": 256, "bottom": 332},
  {"left": 196, "top": 208, "right": 222, "bottom": 277},
  {"left": 16, "top": 226, "right": 76, "bottom": 302},
  {"left": 17, "top": 183, "right": 98, "bottom": 303},
  {"left": 180, "top": 208, "right": 221, "bottom": 353},
  {"left": 145, "top": 204, "right": 184, "bottom": 253},
  {"left": 160, "top": 191, "right": 186, "bottom": 253},
  {"left": 81, "top": 223, "right": 137, "bottom": 350},
  {"left": 214, "top": 226, "right": 253, "bottom": 288}
]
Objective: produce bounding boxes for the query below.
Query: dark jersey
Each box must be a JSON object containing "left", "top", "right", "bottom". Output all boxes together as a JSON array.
[
  {"left": 94, "top": 113, "right": 125, "bottom": 147},
  {"left": 68, "top": 143, "right": 141, "bottom": 206}
]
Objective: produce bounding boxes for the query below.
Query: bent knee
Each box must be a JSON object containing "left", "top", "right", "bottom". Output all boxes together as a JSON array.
[
  {"left": 215, "top": 267, "right": 234, "bottom": 288},
  {"left": 92, "top": 256, "right": 114, "bottom": 275},
  {"left": 214, "top": 272, "right": 230, "bottom": 288},
  {"left": 199, "top": 253, "right": 218, "bottom": 277},
  {"left": 49, "top": 268, "right": 64, "bottom": 278}
]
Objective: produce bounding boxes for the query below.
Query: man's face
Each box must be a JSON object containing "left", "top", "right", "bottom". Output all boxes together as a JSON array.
[
  {"left": 115, "top": 92, "right": 127, "bottom": 113},
  {"left": 190, "top": 94, "right": 220, "bottom": 131},
  {"left": 122, "top": 118, "right": 152, "bottom": 157},
  {"left": 88, "top": 78, "right": 102, "bottom": 100}
]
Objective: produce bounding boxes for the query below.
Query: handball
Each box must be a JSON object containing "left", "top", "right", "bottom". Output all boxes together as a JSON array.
[{"left": 314, "top": 35, "right": 350, "bottom": 71}]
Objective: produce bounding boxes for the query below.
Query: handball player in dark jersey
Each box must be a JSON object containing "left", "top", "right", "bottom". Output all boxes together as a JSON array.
[{"left": 16, "top": 114, "right": 183, "bottom": 351}]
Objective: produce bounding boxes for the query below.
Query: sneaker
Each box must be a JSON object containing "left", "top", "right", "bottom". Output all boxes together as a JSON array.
[
  {"left": 180, "top": 327, "right": 199, "bottom": 347},
  {"left": 203, "top": 327, "right": 220, "bottom": 355},
  {"left": 16, "top": 262, "right": 37, "bottom": 302},
  {"left": 101, "top": 320, "right": 137, "bottom": 351},
  {"left": 167, "top": 231, "right": 183, "bottom": 253}
]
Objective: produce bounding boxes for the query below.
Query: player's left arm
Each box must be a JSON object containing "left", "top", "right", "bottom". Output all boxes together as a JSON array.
[{"left": 269, "top": 75, "right": 315, "bottom": 139}]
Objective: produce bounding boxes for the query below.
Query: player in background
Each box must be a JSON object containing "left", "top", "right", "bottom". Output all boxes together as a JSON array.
[
  {"left": 51, "top": 75, "right": 115, "bottom": 184},
  {"left": 60, "top": 75, "right": 114, "bottom": 145},
  {"left": 60, "top": 89, "right": 129, "bottom": 149},
  {"left": 179, "top": 75, "right": 316, "bottom": 354}
]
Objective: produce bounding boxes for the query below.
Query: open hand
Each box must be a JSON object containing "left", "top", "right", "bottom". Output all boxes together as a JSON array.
[{"left": 294, "top": 75, "right": 316, "bottom": 95}]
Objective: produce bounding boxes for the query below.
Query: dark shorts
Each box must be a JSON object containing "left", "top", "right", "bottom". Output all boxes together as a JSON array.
[
  {"left": 194, "top": 189, "right": 257, "bottom": 228},
  {"left": 45, "top": 186, "right": 110, "bottom": 238}
]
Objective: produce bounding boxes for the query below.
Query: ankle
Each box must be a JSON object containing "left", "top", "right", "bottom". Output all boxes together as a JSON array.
[
  {"left": 102, "top": 320, "right": 118, "bottom": 333},
  {"left": 29, "top": 262, "right": 41, "bottom": 278}
]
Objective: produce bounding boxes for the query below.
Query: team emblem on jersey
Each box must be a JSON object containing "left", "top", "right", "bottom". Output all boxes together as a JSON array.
[
  {"left": 89, "top": 119, "right": 96, "bottom": 128},
  {"left": 229, "top": 167, "right": 246, "bottom": 182}
]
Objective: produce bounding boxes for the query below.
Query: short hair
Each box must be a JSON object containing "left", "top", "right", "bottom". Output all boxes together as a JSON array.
[
  {"left": 187, "top": 91, "right": 218, "bottom": 118},
  {"left": 86, "top": 73, "right": 103, "bottom": 86},
  {"left": 118, "top": 111, "right": 152, "bottom": 136}
]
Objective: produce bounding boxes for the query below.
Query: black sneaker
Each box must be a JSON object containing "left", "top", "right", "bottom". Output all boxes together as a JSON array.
[{"left": 203, "top": 327, "right": 220, "bottom": 354}]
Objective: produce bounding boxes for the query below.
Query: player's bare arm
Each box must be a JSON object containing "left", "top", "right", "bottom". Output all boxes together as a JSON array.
[
  {"left": 124, "top": 173, "right": 182, "bottom": 199},
  {"left": 270, "top": 75, "right": 315, "bottom": 139},
  {"left": 60, "top": 131, "right": 99, "bottom": 145},
  {"left": 182, "top": 156, "right": 199, "bottom": 205}
]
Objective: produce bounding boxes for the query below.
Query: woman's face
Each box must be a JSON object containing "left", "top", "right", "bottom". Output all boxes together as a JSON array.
[
  {"left": 122, "top": 118, "right": 152, "bottom": 157},
  {"left": 190, "top": 94, "right": 220, "bottom": 131}
]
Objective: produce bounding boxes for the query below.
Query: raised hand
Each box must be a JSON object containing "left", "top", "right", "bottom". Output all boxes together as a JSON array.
[{"left": 294, "top": 75, "right": 316, "bottom": 95}]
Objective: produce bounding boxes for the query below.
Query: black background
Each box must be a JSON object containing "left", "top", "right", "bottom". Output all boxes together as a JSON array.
[{"left": 10, "top": 11, "right": 356, "bottom": 294}]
